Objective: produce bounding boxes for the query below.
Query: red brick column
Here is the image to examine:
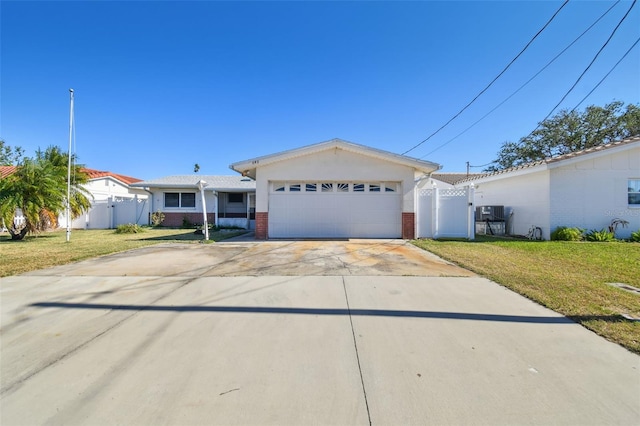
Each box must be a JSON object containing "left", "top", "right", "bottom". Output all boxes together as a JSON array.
[
  {"left": 402, "top": 212, "right": 415, "bottom": 240},
  {"left": 255, "top": 212, "right": 268, "bottom": 240}
]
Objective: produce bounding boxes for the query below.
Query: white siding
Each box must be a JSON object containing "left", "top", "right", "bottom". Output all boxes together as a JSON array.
[
  {"left": 473, "top": 169, "right": 551, "bottom": 238},
  {"left": 550, "top": 146, "right": 640, "bottom": 239}
]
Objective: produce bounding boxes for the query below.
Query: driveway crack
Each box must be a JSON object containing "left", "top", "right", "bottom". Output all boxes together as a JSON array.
[{"left": 342, "top": 276, "right": 372, "bottom": 426}]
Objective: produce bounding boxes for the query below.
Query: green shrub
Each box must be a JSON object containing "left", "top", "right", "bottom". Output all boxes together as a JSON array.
[
  {"left": 585, "top": 228, "right": 616, "bottom": 242},
  {"left": 115, "top": 223, "right": 145, "bottom": 234},
  {"left": 631, "top": 229, "right": 640, "bottom": 243},
  {"left": 550, "top": 226, "right": 584, "bottom": 241},
  {"left": 151, "top": 211, "right": 165, "bottom": 226},
  {"left": 181, "top": 216, "right": 193, "bottom": 228}
]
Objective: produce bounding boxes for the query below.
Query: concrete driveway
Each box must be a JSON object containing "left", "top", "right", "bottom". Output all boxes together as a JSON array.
[{"left": 1, "top": 240, "right": 638, "bottom": 425}]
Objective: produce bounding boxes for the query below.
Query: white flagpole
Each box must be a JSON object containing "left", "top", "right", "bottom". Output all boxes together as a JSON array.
[{"left": 66, "top": 88, "right": 74, "bottom": 242}]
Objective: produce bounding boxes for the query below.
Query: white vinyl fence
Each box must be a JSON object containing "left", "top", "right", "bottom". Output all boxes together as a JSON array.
[
  {"left": 70, "top": 196, "right": 150, "bottom": 229},
  {"left": 417, "top": 187, "right": 475, "bottom": 239}
]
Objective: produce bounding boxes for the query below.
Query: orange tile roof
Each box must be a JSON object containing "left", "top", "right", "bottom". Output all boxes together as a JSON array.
[
  {"left": 1, "top": 165, "right": 17, "bottom": 178},
  {"left": 81, "top": 168, "right": 143, "bottom": 185},
  {"left": 0, "top": 165, "right": 141, "bottom": 186}
]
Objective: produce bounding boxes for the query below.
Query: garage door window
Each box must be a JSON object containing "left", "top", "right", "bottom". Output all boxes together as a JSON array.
[
  {"left": 322, "top": 183, "right": 333, "bottom": 192},
  {"left": 337, "top": 183, "right": 349, "bottom": 192},
  {"left": 384, "top": 183, "right": 397, "bottom": 192},
  {"left": 271, "top": 181, "right": 400, "bottom": 193}
]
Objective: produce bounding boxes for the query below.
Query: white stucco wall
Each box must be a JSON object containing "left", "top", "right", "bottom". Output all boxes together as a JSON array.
[
  {"left": 473, "top": 168, "right": 551, "bottom": 238},
  {"left": 83, "top": 177, "right": 148, "bottom": 201},
  {"left": 549, "top": 145, "right": 640, "bottom": 239},
  {"left": 254, "top": 147, "right": 417, "bottom": 212}
]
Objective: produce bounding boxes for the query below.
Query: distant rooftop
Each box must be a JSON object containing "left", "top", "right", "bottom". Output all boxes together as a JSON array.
[
  {"left": 431, "top": 173, "right": 482, "bottom": 185},
  {"left": 83, "top": 168, "right": 142, "bottom": 185},
  {"left": 0, "top": 165, "right": 17, "bottom": 179}
]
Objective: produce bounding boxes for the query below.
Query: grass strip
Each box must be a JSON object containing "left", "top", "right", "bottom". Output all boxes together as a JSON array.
[{"left": 0, "top": 228, "right": 247, "bottom": 277}]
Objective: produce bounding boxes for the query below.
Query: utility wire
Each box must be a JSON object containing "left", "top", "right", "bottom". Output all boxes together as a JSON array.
[
  {"left": 529, "top": 0, "right": 636, "bottom": 134},
  {"left": 468, "top": 162, "right": 496, "bottom": 169},
  {"left": 572, "top": 36, "right": 640, "bottom": 111},
  {"left": 419, "top": 0, "right": 620, "bottom": 159},
  {"left": 401, "top": 0, "right": 570, "bottom": 155}
]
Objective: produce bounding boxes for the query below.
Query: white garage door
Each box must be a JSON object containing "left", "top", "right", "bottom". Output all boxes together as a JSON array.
[{"left": 269, "top": 182, "right": 402, "bottom": 238}]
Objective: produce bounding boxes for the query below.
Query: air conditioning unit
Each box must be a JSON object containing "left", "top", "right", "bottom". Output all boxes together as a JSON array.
[{"left": 475, "top": 206, "right": 505, "bottom": 222}]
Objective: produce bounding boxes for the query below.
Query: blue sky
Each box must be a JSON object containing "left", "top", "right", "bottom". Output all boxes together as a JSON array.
[{"left": 1, "top": 1, "right": 638, "bottom": 179}]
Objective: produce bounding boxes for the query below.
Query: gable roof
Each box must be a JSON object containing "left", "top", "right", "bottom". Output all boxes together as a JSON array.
[
  {"left": 229, "top": 138, "right": 441, "bottom": 179},
  {"left": 454, "top": 135, "right": 640, "bottom": 185},
  {"left": 131, "top": 175, "right": 256, "bottom": 192},
  {"left": 82, "top": 168, "right": 142, "bottom": 186}
]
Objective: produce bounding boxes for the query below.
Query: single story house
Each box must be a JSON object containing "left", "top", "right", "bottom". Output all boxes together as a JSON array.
[
  {"left": 131, "top": 175, "right": 256, "bottom": 229},
  {"left": 432, "top": 135, "right": 640, "bottom": 240},
  {"left": 229, "top": 138, "right": 441, "bottom": 239}
]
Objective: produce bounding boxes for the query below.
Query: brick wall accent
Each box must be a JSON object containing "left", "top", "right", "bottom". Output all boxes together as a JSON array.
[
  {"left": 255, "top": 212, "right": 268, "bottom": 240},
  {"left": 162, "top": 212, "right": 215, "bottom": 227},
  {"left": 402, "top": 212, "right": 415, "bottom": 239}
]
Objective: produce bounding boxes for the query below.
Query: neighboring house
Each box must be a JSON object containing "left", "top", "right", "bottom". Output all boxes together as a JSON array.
[
  {"left": 65, "top": 168, "right": 150, "bottom": 229},
  {"left": 432, "top": 136, "right": 640, "bottom": 240},
  {"left": 2, "top": 166, "right": 148, "bottom": 229},
  {"left": 230, "top": 138, "right": 441, "bottom": 239},
  {"left": 130, "top": 175, "right": 256, "bottom": 229}
]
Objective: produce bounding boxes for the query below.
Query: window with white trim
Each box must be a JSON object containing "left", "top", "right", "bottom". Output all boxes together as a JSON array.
[
  {"left": 629, "top": 179, "right": 640, "bottom": 205},
  {"left": 164, "top": 192, "right": 196, "bottom": 208}
]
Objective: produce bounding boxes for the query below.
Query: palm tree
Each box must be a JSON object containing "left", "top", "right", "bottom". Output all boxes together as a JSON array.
[{"left": 0, "top": 146, "right": 92, "bottom": 240}]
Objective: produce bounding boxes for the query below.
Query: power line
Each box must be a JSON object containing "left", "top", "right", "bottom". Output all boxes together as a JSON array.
[
  {"left": 419, "top": 0, "right": 621, "bottom": 159},
  {"left": 401, "top": 0, "right": 570, "bottom": 155},
  {"left": 572, "top": 36, "right": 640, "bottom": 111},
  {"left": 530, "top": 0, "right": 636, "bottom": 133}
]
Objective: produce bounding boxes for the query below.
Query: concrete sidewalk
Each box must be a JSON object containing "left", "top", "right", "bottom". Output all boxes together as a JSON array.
[{"left": 1, "top": 263, "right": 638, "bottom": 424}]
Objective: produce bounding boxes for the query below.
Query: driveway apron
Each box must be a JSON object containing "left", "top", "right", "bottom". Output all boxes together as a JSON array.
[{"left": 1, "top": 240, "right": 638, "bottom": 425}]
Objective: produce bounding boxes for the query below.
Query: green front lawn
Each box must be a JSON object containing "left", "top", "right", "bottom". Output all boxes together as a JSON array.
[
  {"left": 0, "top": 228, "right": 247, "bottom": 277},
  {"left": 413, "top": 237, "right": 640, "bottom": 354}
]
